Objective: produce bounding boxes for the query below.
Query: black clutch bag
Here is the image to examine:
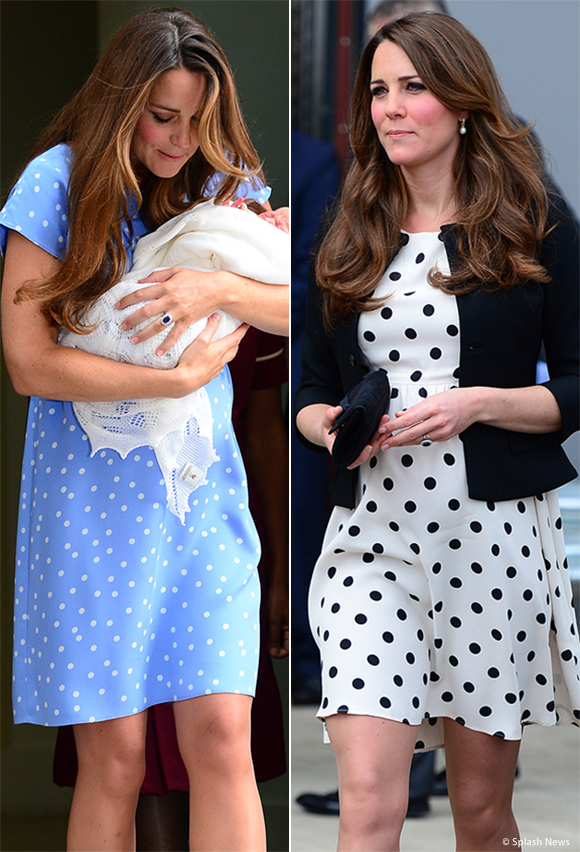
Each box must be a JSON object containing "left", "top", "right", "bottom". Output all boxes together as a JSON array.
[{"left": 329, "top": 369, "right": 391, "bottom": 468}]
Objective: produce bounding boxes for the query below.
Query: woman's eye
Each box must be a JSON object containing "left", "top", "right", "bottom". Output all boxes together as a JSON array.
[
  {"left": 407, "top": 82, "right": 426, "bottom": 92},
  {"left": 371, "top": 86, "right": 387, "bottom": 98},
  {"left": 152, "top": 113, "right": 172, "bottom": 124}
]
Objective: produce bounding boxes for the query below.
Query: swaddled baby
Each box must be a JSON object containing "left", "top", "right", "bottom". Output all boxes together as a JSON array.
[{"left": 59, "top": 199, "right": 289, "bottom": 521}]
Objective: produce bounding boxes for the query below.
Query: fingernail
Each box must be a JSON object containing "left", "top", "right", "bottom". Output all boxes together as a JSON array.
[
  {"left": 156, "top": 348, "right": 164, "bottom": 357},
  {"left": 131, "top": 335, "right": 139, "bottom": 345}
]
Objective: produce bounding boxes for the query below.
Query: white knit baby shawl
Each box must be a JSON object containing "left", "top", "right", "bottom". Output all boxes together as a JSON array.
[{"left": 58, "top": 200, "right": 289, "bottom": 523}]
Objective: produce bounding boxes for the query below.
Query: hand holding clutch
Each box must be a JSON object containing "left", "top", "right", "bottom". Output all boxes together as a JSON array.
[{"left": 329, "top": 370, "right": 391, "bottom": 468}]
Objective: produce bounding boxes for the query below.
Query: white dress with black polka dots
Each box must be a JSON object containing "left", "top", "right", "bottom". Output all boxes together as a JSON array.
[{"left": 309, "top": 231, "right": 580, "bottom": 749}]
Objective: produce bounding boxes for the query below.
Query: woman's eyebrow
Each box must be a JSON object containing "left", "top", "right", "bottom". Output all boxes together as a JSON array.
[
  {"left": 370, "top": 74, "right": 421, "bottom": 85},
  {"left": 149, "top": 101, "right": 180, "bottom": 113}
]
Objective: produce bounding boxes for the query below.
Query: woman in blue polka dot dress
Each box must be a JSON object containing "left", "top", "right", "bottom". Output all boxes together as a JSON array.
[
  {"left": 1, "top": 8, "right": 287, "bottom": 851},
  {"left": 296, "top": 13, "right": 580, "bottom": 852}
]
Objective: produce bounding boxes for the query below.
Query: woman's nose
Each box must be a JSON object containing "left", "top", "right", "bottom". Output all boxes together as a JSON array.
[
  {"left": 384, "top": 94, "right": 405, "bottom": 119},
  {"left": 171, "top": 123, "right": 192, "bottom": 149}
]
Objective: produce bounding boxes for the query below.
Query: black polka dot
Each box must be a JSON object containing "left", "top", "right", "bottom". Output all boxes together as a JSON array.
[
  {"left": 471, "top": 602, "right": 483, "bottom": 614},
  {"left": 470, "top": 521, "right": 483, "bottom": 533},
  {"left": 353, "top": 678, "right": 365, "bottom": 689},
  {"left": 561, "top": 649, "right": 573, "bottom": 662},
  {"left": 450, "top": 577, "right": 462, "bottom": 588},
  {"left": 369, "top": 590, "right": 382, "bottom": 601},
  {"left": 449, "top": 539, "right": 462, "bottom": 550},
  {"left": 397, "top": 609, "right": 408, "bottom": 621},
  {"left": 362, "top": 553, "right": 375, "bottom": 563},
  {"left": 450, "top": 616, "right": 462, "bottom": 628},
  {"left": 367, "top": 654, "right": 380, "bottom": 666},
  {"left": 504, "top": 522, "right": 513, "bottom": 535},
  {"left": 434, "top": 600, "right": 444, "bottom": 613},
  {"left": 331, "top": 603, "right": 340, "bottom": 613},
  {"left": 555, "top": 516, "right": 563, "bottom": 530},
  {"left": 441, "top": 691, "right": 454, "bottom": 702},
  {"left": 384, "top": 571, "right": 397, "bottom": 581},
  {"left": 535, "top": 674, "right": 547, "bottom": 686},
  {"left": 389, "top": 521, "right": 400, "bottom": 532},
  {"left": 434, "top": 638, "right": 443, "bottom": 649},
  {"left": 424, "top": 477, "right": 437, "bottom": 490},
  {"left": 427, "top": 522, "right": 440, "bottom": 534},
  {"left": 491, "top": 543, "right": 501, "bottom": 556},
  {"left": 329, "top": 666, "right": 338, "bottom": 678},
  {"left": 506, "top": 566, "right": 517, "bottom": 579},
  {"left": 505, "top": 693, "right": 517, "bottom": 704},
  {"left": 448, "top": 499, "right": 460, "bottom": 511},
  {"left": 418, "top": 387, "right": 428, "bottom": 398},
  {"left": 404, "top": 501, "right": 417, "bottom": 513},
  {"left": 491, "top": 629, "right": 503, "bottom": 640},
  {"left": 410, "top": 542, "right": 421, "bottom": 555},
  {"left": 469, "top": 643, "right": 481, "bottom": 654},
  {"left": 389, "top": 271, "right": 401, "bottom": 281},
  {"left": 463, "top": 682, "right": 475, "bottom": 693},
  {"left": 401, "top": 455, "right": 414, "bottom": 468},
  {"left": 479, "top": 706, "right": 492, "bottom": 717},
  {"left": 527, "top": 650, "right": 536, "bottom": 662},
  {"left": 470, "top": 562, "right": 483, "bottom": 574},
  {"left": 355, "top": 613, "right": 367, "bottom": 624},
  {"left": 431, "top": 562, "right": 442, "bottom": 574},
  {"left": 366, "top": 501, "right": 378, "bottom": 513},
  {"left": 423, "top": 304, "right": 435, "bottom": 316},
  {"left": 389, "top": 350, "right": 400, "bottom": 362},
  {"left": 406, "top": 652, "right": 415, "bottom": 665},
  {"left": 487, "top": 667, "right": 500, "bottom": 678},
  {"left": 449, "top": 655, "right": 459, "bottom": 667},
  {"left": 523, "top": 589, "right": 533, "bottom": 601},
  {"left": 446, "top": 324, "right": 459, "bottom": 336},
  {"left": 340, "top": 639, "right": 351, "bottom": 649},
  {"left": 516, "top": 630, "right": 527, "bottom": 642},
  {"left": 348, "top": 525, "right": 360, "bottom": 537},
  {"left": 405, "top": 328, "right": 418, "bottom": 340},
  {"left": 536, "top": 612, "right": 547, "bottom": 624},
  {"left": 410, "top": 370, "right": 422, "bottom": 382},
  {"left": 430, "top": 347, "right": 442, "bottom": 360},
  {"left": 382, "top": 631, "right": 394, "bottom": 643},
  {"left": 343, "top": 576, "right": 354, "bottom": 587},
  {"left": 327, "top": 566, "right": 336, "bottom": 579},
  {"left": 383, "top": 477, "right": 395, "bottom": 491},
  {"left": 381, "top": 306, "right": 393, "bottom": 320},
  {"left": 337, "top": 705, "right": 349, "bottom": 713},
  {"left": 443, "top": 453, "right": 456, "bottom": 466},
  {"left": 372, "top": 543, "right": 384, "bottom": 554},
  {"left": 491, "top": 588, "right": 503, "bottom": 600},
  {"left": 393, "top": 674, "right": 404, "bottom": 686},
  {"left": 380, "top": 697, "right": 392, "bottom": 708},
  {"left": 323, "top": 630, "right": 329, "bottom": 641},
  {"left": 415, "top": 252, "right": 425, "bottom": 263},
  {"left": 322, "top": 697, "right": 328, "bottom": 709},
  {"left": 363, "top": 330, "right": 376, "bottom": 342},
  {"left": 521, "top": 545, "right": 531, "bottom": 558}
]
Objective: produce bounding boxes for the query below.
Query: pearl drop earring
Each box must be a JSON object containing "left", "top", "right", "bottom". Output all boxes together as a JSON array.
[{"left": 459, "top": 118, "right": 467, "bottom": 135}]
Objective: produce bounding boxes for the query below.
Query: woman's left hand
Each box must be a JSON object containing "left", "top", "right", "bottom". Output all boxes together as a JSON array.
[
  {"left": 116, "top": 267, "right": 225, "bottom": 356},
  {"left": 379, "top": 387, "right": 479, "bottom": 449}
]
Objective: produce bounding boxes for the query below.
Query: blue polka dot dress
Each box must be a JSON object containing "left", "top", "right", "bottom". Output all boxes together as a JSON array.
[
  {"left": 309, "top": 231, "right": 580, "bottom": 749},
  {"left": 1, "top": 144, "right": 270, "bottom": 726}
]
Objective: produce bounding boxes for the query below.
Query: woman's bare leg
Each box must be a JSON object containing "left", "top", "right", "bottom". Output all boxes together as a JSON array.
[
  {"left": 173, "top": 693, "right": 265, "bottom": 852},
  {"left": 326, "top": 714, "right": 419, "bottom": 852},
  {"left": 68, "top": 712, "right": 148, "bottom": 852},
  {"left": 443, "top": 718, "right": 521, "bottom": 851}
]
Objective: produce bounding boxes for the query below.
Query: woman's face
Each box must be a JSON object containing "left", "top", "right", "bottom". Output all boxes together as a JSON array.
[
  {"left": 131, "top": 67, "right": 207, "bottom": 179},
  {"left": 370, "top": 40, "right": 466, "bottom": 175}
]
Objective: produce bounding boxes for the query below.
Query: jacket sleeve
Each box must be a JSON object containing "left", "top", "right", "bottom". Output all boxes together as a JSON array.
[
  {"left": 540, "top": 193, "right": 580, "bottom": 441},
  {"left": 293, "top": 253, "right": 346, "bottom": 453}
]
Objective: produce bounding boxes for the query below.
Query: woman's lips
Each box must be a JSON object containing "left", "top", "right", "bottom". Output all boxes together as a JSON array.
[
  {"left": 387, "top": 130, "right": 414, "bottom": 138},
  {"left": 158, "top": 150, "right": 186, "bottom": 161}
]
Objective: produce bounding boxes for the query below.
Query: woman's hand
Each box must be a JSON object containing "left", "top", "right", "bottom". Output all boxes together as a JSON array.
[
  {"left": 117, "top": 267, "right": 227, "bottom": 355},
  {"left": 323, "top": 405, "right": 391, "bottom": 468},
  {"left": 173, "top": 314, "right": 249, "bottom": 396},
  {"left": 259, "top": 206, "right": 289, "bottom": 233},
  {"left": 379, "top": 388, "right": 479, "bottom": 449}
]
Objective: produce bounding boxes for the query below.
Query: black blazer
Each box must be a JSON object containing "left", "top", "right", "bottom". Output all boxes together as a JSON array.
[{"left": 295, "top": 194, "right": 579, "bottom": 509}]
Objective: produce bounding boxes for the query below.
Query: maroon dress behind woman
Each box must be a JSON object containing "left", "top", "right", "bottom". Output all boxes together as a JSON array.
[{"left": 53, "top": 328, "right": 288, "bottom": 791}]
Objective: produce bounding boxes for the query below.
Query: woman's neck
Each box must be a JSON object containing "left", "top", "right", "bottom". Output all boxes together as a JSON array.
[{"left": 400, "top": 163, "right": 458, "bottom": 233}]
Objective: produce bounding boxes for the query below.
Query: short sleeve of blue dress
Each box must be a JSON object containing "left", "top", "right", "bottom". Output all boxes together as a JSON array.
[{"left": 4, "top": 146, "right": 261, "bottom": 726}]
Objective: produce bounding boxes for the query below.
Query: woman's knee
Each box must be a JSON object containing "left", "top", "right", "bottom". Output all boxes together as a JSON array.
[
  {"left": 339, "top": 766, "right": 408, "bottom": 833},
  {"left": 74, "top": 719, "right": 147, "bottom": 799},
  {"left": 174, "top": 695, "right": 253, "bottom": 777}
]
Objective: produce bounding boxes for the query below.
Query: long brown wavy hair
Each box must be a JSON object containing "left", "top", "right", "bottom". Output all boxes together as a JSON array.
[
  {"left": 317, "top": 12, "right": 550, "bottom": 327},
  {"left": 12, "top": 7, "right": 264, "bottom": 331}
]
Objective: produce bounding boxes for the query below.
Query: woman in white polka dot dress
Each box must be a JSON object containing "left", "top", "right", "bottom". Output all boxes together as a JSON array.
[
  {"left": 0, "top": 9, "right": 287, "bottom": 851},
  {"left": 296, "top": 13, "right": 580, "bottom": 852}
]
